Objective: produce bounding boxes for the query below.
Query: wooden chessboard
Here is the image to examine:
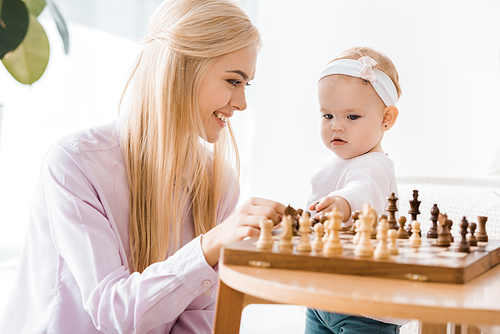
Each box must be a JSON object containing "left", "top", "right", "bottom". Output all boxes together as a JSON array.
[{"left": 221, "top": 233, "right": 500, "bottom": 284}]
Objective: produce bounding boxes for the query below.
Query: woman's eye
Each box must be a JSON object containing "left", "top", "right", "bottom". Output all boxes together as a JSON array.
[
  {"left": 347, "top": 115, "right": 360, "bottom": 120},
  {"left": 227, "top": 79, "right": 241, "bottom": 87},
  {"left": 323, "top": 114, "right": 333, "bottom": 120}
]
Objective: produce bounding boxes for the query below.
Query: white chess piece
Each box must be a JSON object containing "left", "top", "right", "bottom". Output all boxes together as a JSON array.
[
  {"left": 312, "top": 223, "right": 324, "bottom": 252},
  {"left": 374, "top": 216, "right": 390, "bottom": 260},
  {"left": 354, "top": 204, "right": 375, "bottom": 258},
  {"left": 256, "top": 219, "right": 274, "bottom": 250},
  {"left": 323, "top": 208, "right": 343, "bottom": 254},
  {"left": 297, "top": 211, "right": 312, "bottom": 252},
  {"left": 409, "top": 220, "right": 422, "bottom": 246},
  {"left": 388, "top": 228, "right": 399, "bottom": 255},
  {"left": 279, "top": 215, "right": 294, "bottom": 251}
]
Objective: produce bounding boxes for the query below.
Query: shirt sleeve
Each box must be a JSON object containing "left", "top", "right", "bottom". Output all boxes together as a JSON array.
[
  {"left": 41, "top": 143, "right": 219, "bottom": 334},
  {"left": 328, "top": 155, "right": 395, "bottom": 223}
]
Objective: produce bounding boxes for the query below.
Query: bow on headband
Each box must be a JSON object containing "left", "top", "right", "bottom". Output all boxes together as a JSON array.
[{"left": 358, "top": 56, "right": 378, "bottom": 82}]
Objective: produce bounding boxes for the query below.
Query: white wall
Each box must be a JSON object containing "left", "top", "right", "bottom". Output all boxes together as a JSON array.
[
  {"left": 1, "top": 0, "right": 500, "bottom": 258},
  {"left": 233, "top": 1, "right": 500, "bottom": 210}
]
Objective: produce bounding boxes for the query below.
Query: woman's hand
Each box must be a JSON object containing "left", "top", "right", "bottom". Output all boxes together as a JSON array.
[{"left": 201, "top": 197, "right": 285, "bottom": 267}]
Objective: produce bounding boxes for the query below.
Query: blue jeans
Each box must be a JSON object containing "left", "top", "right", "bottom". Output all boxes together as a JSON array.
[{"left": 304, "top": 308, "right": 401, "bottom": 334}]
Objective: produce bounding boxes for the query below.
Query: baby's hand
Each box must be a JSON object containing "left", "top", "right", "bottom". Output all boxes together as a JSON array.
[
  {"left": 308, "top": 195, "right": 336, "bottom": 216},
  {"left": 309, "top": 195, "right": 351, "bottom": 222}
]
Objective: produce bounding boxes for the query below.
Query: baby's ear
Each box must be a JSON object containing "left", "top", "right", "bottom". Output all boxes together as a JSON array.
[{"left": 382, "top": 105, "right": 399, "bottom": 130}]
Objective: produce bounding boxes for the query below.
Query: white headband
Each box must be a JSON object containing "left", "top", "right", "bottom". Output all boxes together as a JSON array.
[{"left": 318, "top": 57, "right": 398, "bottom": 107}]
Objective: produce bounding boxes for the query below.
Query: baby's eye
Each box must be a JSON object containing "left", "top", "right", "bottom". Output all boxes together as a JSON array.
[
  {"left": 347, "top": 115, "right": 360, "bottom": 120},
  {"left": 322, "top": 114, "right": 333, "bottom": 120}
]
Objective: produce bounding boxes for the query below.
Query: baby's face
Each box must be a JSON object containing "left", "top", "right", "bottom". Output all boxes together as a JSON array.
[{"left": 318, "top": 74, "right": 387, "bottom": 159}]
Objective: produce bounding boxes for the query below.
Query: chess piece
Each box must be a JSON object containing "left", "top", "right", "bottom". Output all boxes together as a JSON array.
[
  {"left": 458, "top": 216, "right": 470, "bottom": 253},
  {"left": 284, "top": 205, "right": 298, "bottom": 235},
  {"left": 278, "top": 215, "right": 294, "bottom": 251},
  {"left": 409, "top": 220, "right": 421, "bottom": 246},
  {"left": 477, "top": 216, "right": 488, "bottom": 242},
  {"left": 397, "top": 216, "right": 409, "bottom": 239},
  {"left": 388, "top": 228, "right": 399, "bottom": 255},
  {"left": 469, "top": 222, "right": 478, "bottom": 247},
  {"left": 297, "top": 211, "right": 312, "bottom": 252},
  {"left": 256, "top": 219, "right": 274, "bottom": 250},
  {"left": 346, "top": 211, "right": 359, "bottom": 235},
  {"left": 323, "top": 208, "right": 343, "bottom": 254},
  {"left": 352, "top": 218, "right": 360, "bottom": 245},
  {"left": 427, "top": 204, "right": 439, "bottom": 239},
  {"left": 374, "top": 215, "right": 390, "bottom": 260},
  {"left": 354, "top": 204, "right": 374, "bottom": 257},
  {"left": 385, "top": 192, "right": 399, "bottom": 230},
  {"left": 312, "top": 223, "right": 324, "bottom": 252},
  {"left": 408, "top": 190, "right": 421, "bottom": 222},
  {"left": 437, "top": 214, "right": 452, "bottom": 247}
]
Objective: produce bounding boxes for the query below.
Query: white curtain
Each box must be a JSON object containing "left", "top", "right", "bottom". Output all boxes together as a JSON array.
[{"left": 1, "top": 0, "right": 500, "bottom": 251}]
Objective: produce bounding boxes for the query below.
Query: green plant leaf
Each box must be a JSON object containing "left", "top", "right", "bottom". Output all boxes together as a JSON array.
[
  {"left": 47, "top": 0, "right": 69, "bottom": 54},
  {"left": 1, "top": 13, "right": 50, "bottom": 85},
  {"left": 23, "top": 0, "right": 45, "bottom": 16},
  {"left": 0, "top": 0, "right": 29, "bottom": 59}
]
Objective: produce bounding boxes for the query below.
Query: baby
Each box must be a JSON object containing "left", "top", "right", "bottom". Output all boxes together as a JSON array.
[{"left": 305, "top": 46, "right": 408, "bottom": 333}]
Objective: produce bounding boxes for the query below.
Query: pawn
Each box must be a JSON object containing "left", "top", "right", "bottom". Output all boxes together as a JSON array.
[
  {"left": 469, "top": 222, "right": 478, "bottom": 247},
  {"left": 374, "top": 215, "right": 390, "bottom": 260},
  {"left": 256, "top": 219, "right": 274, "bottom": 250},
  {"left": 323, "top": 208, "right": 343, "bottom": 254},
  {"left": 278, "top": 215, "right": 294, "bottom": 251},
  {"left": 409, "top": 220, "right": 421, "bottom": 246},
  {"left": 397, "top": 216, "right": 409, "bottom": 239},
  {"left": 297, "top": 211, "right": 312, "bottom": 252},
  {"left": 312, "top": 223, "right": 324, "bottom": 252},
  {"left": 388, "top": 229, "right": 399, "bottom": 255}
]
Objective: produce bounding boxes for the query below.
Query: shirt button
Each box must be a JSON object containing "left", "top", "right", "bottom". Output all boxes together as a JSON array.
[{"left": 203, "top": 280, "right": 211, "bottom": 287}]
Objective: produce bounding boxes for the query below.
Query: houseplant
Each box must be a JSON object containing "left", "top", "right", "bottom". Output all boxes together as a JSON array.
[{"left": 0, "top": 0, "right": 69, "bottom": 85}]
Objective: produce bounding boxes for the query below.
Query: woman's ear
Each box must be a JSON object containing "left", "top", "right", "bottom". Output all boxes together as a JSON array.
[{"left": 382, "top": 106, "right": 399, "bottom": 131}]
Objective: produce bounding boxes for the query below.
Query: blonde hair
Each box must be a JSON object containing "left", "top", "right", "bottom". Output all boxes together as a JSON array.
[
  {"left": 330, "top": 46, "right": 402, "bottom": 99},
  {"left": 120, "top": 0, "right": 260, "bottom": 273}
]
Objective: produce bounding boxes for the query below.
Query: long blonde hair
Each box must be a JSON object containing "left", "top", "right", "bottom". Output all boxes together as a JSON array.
[{"left": 121, "top": 0, "right": 260, "bottom": 273}]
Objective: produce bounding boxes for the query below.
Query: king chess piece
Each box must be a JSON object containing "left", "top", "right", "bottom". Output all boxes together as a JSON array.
[{"left": 385, "top": 192, "right": 399, "bottom": 230}]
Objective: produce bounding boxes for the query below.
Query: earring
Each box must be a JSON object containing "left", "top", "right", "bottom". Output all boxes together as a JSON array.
[{"left": 384, "top": 125, "right": 388, "bottom": 128}]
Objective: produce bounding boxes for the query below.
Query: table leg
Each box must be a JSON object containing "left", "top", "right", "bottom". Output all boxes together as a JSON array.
[{"left": 213, "top": 280, "right": 245, "bottom": 334}]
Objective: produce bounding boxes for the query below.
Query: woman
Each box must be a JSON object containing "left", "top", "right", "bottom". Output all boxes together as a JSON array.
[{"left": 0, "top": 0, "right": 285, "bottom": 332}]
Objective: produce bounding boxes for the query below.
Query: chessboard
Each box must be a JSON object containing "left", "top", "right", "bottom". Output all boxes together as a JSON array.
[
  {"left": 221, "top": 234, "right": 500, "bottom": 284},
  {"left": 221, "top": 193, "right": 500, "bottom": 284}
]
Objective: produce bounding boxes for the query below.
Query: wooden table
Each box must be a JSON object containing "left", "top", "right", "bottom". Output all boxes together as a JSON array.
[{"left": 213, "top": 260, "right": 500, "bottom": 334}]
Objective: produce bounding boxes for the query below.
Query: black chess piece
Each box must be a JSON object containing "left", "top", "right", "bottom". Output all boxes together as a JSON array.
[
  {"left": 385, "top": 192, "right": 398, "bottom": 230},
  {"left": 477, "top": 216, "right": 488, "bottom": 242},
  {"left": 397, "top": 216, "right": 409, "bottom": 239},
  {"left": 458, "top": 217, "right": 470, "bottom": 253},
  {"left": 437, "top": 215, "right": 452, "bottom": 247},
  {"left": 469, "top": 222, "right": 478, "bottom": 247},
  {"left": 427, "top": 204, "right": 439, "bottom": 239}
]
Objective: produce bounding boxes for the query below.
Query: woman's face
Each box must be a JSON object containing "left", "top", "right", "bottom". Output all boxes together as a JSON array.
[{"left": 198, "top": 44, "right": 258, "bottom": 143}]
